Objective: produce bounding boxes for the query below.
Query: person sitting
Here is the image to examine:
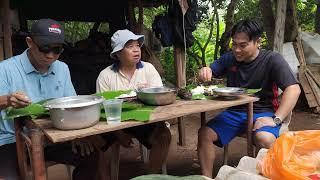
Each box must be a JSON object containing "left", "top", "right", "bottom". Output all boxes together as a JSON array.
[
  {"left": 96, "top": 29, "right": 171, "bottom": 173},
  {"left": 197, "top": 19, "right": 301, "bottom": 178},
  {"left": 0, "top": 19, "right": 103, "bottom": 180}
]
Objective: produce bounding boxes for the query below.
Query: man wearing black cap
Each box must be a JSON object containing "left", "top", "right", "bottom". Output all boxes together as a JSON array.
[{"left": 0, "top": 19, "right": 102, "bottom": 179}]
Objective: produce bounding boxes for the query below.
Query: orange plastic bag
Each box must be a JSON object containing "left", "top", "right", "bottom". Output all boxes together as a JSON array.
[{"left": 257, "top": 130, "right": 320, "bottom": 180}]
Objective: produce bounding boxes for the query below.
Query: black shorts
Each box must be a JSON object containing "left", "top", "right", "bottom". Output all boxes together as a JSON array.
[{"left": 102, "top": 122, "right": 166, "bottom": 150}]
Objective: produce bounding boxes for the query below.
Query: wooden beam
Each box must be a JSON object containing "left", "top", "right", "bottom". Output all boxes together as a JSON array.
[
  {"left": 174, "top": 47, "right": 186, "bottom": 88},
  {"left": 0, "top": 0, "right": 5, "bottom": 61},
  {"left": 3, "top": 0, "right": 13, "bottom": 59},
  {"left": 273, "top": 0, "right": 287, "bottom": 54},
  {"left": 174, "top": 47, "right": 186, "bottom": 146}
]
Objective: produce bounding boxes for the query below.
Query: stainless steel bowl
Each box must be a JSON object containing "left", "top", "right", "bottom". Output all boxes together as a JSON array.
[
  {"left": 43, "top": 95, "right": 104, "bottom": 130},
  {"left": 213, "top": 87, "right": 246, "bottom": 97},
  {"left": 137, "top": 87, "right": 176, "bottom": 105}
]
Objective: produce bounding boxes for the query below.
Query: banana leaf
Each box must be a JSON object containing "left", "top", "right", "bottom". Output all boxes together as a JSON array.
[
  {"left": 97, "top": 90, "right": 155, "bottom": 121},
  {"left": 5, "top": 102, "right": 49, "bottom": 119},
  {"left": 246, "top": 88, "right": 262, "bottom": 95},
  {"left": 4, "top": 91, "right": 155, "bottom": 122},
  {"left": 95, "top": 90, "right": 131, "bottom": 99}
]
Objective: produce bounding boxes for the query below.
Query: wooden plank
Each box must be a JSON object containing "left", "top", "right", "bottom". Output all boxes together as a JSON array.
[
  {"left": 298, "top": 67, "right": 318, "bottom": 107},
  {"left": 305, "top": 72, "right": 320, "bottom": 105},
  {"left": 292, "top": 38, "right": 307, "bottom": 65},
  {"left": 32, "top": 95, "right": 259, "bottom": 143},
  {"left": 306, "top": 68, "right": 320, "bottom": 88},
  {"left": 273, "top": 0, "right": 287, "bottom": 54}
]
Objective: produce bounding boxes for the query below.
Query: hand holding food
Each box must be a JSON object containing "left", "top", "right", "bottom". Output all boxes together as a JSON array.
[
  {"left": 7, "top": 91, "right": 31, "bottom": 108},
  {"left": 198, "top": 67, "right": 213, "bottom": 82}
]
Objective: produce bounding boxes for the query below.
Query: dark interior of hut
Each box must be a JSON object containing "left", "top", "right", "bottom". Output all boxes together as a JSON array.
[{"left": 9, "top": 0, "right": 166, "bottom": 95}]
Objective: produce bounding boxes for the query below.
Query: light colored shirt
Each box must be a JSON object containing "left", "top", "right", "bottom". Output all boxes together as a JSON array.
[
  {"left": 0, "top": 49, "right": 76, "bottom": 146},
  {"left": 96, "top": 61, "right": 163, "bottom": 92}
]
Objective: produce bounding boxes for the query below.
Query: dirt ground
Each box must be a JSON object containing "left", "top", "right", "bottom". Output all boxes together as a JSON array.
[{"left": 48, "top": 108, "right": 320, "bottom": 180}]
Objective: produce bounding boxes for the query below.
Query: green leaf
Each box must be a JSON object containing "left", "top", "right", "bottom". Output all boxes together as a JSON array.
[
  {"left": 5, "top": 103, "right": 49, "bottom": 119},
  {"left": 192, "top": 94, "right": 206, "bottom": 100},
  {"left": 100, "top": 101, "right": 155, "bottom": 122},
  {"left": 95, "top": 90, "right": 132, "bottom": 100},
  {"left": 246, "top": 88, "right": 262, "bottom": 94}
]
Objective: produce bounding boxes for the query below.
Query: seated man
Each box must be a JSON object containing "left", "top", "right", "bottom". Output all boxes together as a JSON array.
[
  {"left": 0, "top": 19, "right": 102, "bottom": 180},
  {"left": 96, "top": 29, "right": 171, "bottom": 173},
  {"left": 197, "top": 19, "right": 301, "bottom": 178}
]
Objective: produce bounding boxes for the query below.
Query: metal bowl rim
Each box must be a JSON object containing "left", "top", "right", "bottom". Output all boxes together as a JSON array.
[
  {"left": 137, "top": 87, "right": 176, "bottom": 94},
  {"left": 43, "top": 95, "right": 104, "bottom": 109}
]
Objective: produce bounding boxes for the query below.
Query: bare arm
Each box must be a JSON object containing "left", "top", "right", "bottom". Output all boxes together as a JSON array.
[
  {"left": 274, "top": 84, "right": 301, "bottom": 120},
  {"left": 254, "top": 84, "right": 301, "bottom": 130}
]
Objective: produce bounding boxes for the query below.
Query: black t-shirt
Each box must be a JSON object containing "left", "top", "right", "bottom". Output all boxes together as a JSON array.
[{"left": 210, "top": 49, "right": 298, "bottom": 112}]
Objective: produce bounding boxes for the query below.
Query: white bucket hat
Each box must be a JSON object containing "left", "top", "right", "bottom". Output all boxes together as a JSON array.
[{"left": 110, "top": 29, "right": 144, "bottom": 59}]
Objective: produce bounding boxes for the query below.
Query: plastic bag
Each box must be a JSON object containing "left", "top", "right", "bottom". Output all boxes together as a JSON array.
[{"left": 257, "top": 130, "right": 320, "bottom": 180}]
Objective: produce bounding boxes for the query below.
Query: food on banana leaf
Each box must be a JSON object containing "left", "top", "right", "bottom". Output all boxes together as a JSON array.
[{"left": 177, "top": 88, "right": 192, "bottom": 100}]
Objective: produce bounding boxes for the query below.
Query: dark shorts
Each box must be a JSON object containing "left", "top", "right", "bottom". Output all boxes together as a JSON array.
[
  {"left": 0, "top": 142, "right": 99, "bottom": 180},
  {"left": 0, "top": 143, "right": 19, "bottom": 179},
  {"left": 206, "top": 110, "right": 281, "bottom": 147},
  {"left": 102, "top": 122, "right": 166, "bottom": 150}
]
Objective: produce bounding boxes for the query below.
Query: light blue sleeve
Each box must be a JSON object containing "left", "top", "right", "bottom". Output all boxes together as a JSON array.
[{"left": 63, "top": 64, "right": 77, "bottom": 96}]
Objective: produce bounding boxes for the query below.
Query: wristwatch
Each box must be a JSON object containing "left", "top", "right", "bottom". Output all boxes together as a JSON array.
[{"left": 272, "top": 115, "right": 282, "bottom": 126}]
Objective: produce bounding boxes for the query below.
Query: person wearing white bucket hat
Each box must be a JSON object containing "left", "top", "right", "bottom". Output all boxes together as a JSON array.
[{"left": 96, "top": 29, "right": 171, "bottom": 173}]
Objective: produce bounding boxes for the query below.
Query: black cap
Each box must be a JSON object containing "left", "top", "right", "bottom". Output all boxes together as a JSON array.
[{"left": 30, "top": 18, "right": 65, "bottom": 46}]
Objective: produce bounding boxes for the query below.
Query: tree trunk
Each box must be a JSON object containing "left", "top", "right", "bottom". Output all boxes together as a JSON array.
[
  {"left": 273, "top": 0, "right": 287, "bottom": 54},
  {"left": 315, "top": 0, "right": 320, "bottom": 34},
  {"left": 219, "top": 0, "right": 238, "bottom": 55},
  {"left": 284, "top": 0, "right": 299, "bottom": 42},
  {"left": 214, "top": 3, "right": 220, "bottom": 60},
  {"left": 259, "top": 0, "right": 275, "bottom": 49}
]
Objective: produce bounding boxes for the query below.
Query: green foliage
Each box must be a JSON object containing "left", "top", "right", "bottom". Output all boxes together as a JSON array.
[
  {"left": 297, "top": 0, "right": 317, "bottom": 32},
  {"left": 234, "top": 0, "right": 262, "bottom": 22},
  {"left": 63, "top": 22, "right": 94, "bottom": 43}
]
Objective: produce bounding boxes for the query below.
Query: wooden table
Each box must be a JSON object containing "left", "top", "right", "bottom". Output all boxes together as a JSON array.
[{"left": 14, "top": 95, "right": 258, "bottom": 180}]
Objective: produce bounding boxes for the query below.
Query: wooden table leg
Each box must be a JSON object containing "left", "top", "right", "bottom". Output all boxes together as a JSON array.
[
  {"left": 14, "top": 119, "right": 28, "bottom": 180},
  {"left": 177, "top": 117, "right": 186, "bottom": 146},
  {"left": 30, "top": 129, "right": 46, "bottom": 180},
  {"left": 247, "top": 102, "right": 254, "bottom": 157},
  {"left": 200, "top": 112, "right": 207, "bottom": 127},
  {"left": 110, "top": 143, "right": 120, "bottom": 180}
]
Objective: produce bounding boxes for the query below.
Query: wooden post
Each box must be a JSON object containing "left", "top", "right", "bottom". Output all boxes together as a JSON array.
[
  {"left": 273, "top": 0, "right": 287, "bottom": 54},
  {"left": 200, "top": 112, "right": 207, "bottom": 126},
  {"left": 174, "top": 47, "right": 186, "bottom": 146},
  {"left": 247, "top": 102, "right": 254, "bottom": 157},
  {"left": 0, "top": 0, "right": 5, "bottom": 60},
  {"left": 14, "top": 119, "right": 29, "bottom": 180},
  {"left": 30, "top": 129, "right": 46, "bottom": 180},
  {"left": 174, "top": 47, "right": 186, "bottom": 88},
  {"left": 110, "top": 143, "right": 120, "bottom": 180}
]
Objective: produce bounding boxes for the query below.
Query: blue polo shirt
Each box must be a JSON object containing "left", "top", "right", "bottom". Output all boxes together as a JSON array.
[{"left": 0, "top": 49, "right": 76, "bottom": 146}]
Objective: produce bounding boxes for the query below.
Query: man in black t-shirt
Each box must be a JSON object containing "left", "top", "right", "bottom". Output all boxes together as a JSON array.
[{"left": 197, "top": 19, "right": 301, "bottom": 178}]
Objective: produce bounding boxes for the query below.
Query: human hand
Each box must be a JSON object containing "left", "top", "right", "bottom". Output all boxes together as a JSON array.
[
  {"left": 253, "top": 116, "right": 276, "bottom": 131},
  {"left": 72, "top": 136, "right": 105, "bottom": 156},
  {"left": 198, "top": 67, "right": 212, "bottom": 82},
  {"left": 7, "top": 92, "right": 32, "bottom": 108},
  {"left": 114, "top": 130, "right": 134, "bottom": 148}
]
